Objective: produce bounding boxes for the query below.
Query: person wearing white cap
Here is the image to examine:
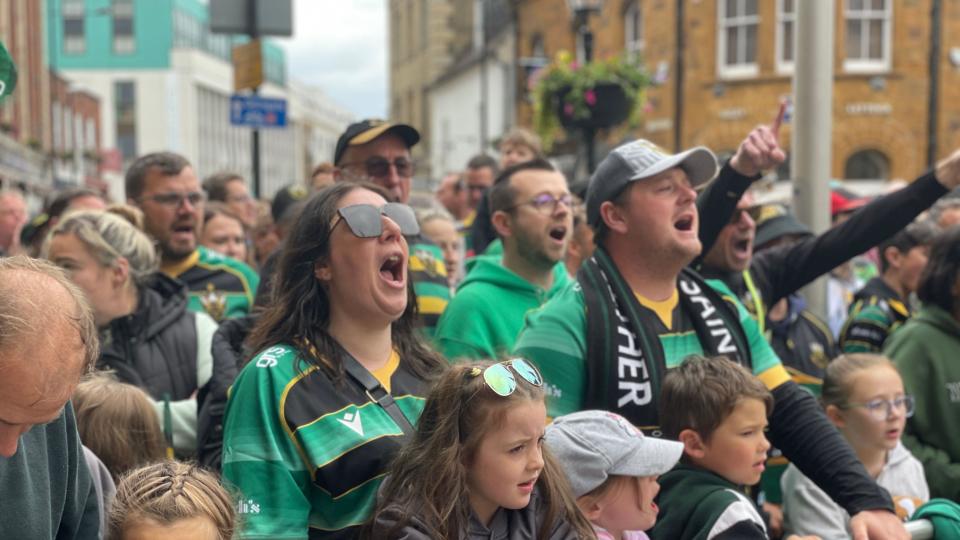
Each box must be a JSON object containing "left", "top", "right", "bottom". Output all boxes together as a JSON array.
[
  {"left": 514, "top": 125, "right": 909, "bottom": 539},
  {"left": 545, "top": 410, "right": 683, "bottom": 539}
]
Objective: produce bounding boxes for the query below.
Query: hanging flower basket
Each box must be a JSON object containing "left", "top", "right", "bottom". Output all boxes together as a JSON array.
[
  {"left": 532, "top": 51, "right": 650, "bottom": 151},
  {"left": 555, "top": 82, "right": 632, "bottom": 130}
]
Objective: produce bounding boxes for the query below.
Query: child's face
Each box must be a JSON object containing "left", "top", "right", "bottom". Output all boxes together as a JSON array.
[
  {"left": 832, "top": 366, "right": 908, "bottom": 453},
  {"left": 466, "top": 399, "right": 547, "bottom": 524},
  {"left": 499, "top": 143, "right": 536, "bottom": 169},
  {"left": 122, "top": 515, "right": 218, "bottom": 540},
  {"left": 593, "top": 476, "right": 662, "bottom": 534},
  {"left": 695, "top": 397, "right": 770, "bottom": 486}
]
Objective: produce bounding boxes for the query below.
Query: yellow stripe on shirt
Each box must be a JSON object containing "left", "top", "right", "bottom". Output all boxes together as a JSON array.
[{"left": 757, "top": 364, "right": 792, "bottom": 390}]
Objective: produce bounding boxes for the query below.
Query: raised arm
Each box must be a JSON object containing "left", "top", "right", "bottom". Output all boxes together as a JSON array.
[{"left": 697, "top": 103, "right": 787, "bottom": 260}]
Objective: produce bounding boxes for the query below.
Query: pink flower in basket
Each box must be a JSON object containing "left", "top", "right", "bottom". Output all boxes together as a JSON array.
[{"left": 584, "top": 89, "right": 597, "bottom": 106}]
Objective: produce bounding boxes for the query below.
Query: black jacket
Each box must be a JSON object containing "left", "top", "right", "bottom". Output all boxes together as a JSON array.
[
  {"left": 98, "top": 273, "right": 199, "bottom": 401},
  {"left": 197, "top": 314, "right": 255, "bottom": 470},
  {"left": 769, "top": 295, "right": 837, "bottom": 380}
]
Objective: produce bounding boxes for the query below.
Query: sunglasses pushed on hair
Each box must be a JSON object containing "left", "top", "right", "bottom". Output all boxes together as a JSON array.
[
  {"left": 470, "top": 358, "right": 544, "bottom": 396},
  {"left": 335, "top": 203, "right": 420, "bottom": 238}
]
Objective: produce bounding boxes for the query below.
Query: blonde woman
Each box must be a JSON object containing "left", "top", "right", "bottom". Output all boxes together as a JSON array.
[{"left": 44, "top": 208, "right": 217, "bottom": 457}]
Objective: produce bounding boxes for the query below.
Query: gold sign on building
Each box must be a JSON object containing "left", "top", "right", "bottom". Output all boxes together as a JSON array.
[{"left": 232, "top": 40, "right": 264, "bottom": 92}]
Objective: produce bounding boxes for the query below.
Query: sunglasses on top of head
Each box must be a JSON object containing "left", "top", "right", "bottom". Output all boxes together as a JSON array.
[
  {"left": 469, "top": 358, "right": 544, "bottom": 397},
  {"left": 333, "top": 203, "right": 420, "bottom": 238}
]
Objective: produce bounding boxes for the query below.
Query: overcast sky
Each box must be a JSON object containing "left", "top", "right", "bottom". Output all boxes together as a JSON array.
[{"left": 281, "top": 0, "right": 387, "bottom": 119}]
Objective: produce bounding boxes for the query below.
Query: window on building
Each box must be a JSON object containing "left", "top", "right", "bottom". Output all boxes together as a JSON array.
[
  {"left": 625, "top": 1, "right": 643, "bottom": 58},
  {"left": 717, "top": 0, "right": 759, "bottom": 78},
  {"left": 112, "top": 0, "right": 135, "bottom": 54},
  {"left": 531, "top": 35, "right": 545, "bottom": 60},
  {"left": 62, "top": 0, "right": 86, "bottom": 54},
  {"left": 85, "top": 118, "right": 95, "bottom": 151},
  {"left": 114, "top": 81, "right": 137, "bottom": 162},
  {"left": 844, "top": 0, "right": 891, "bottom": 72},
  {"left": 52, "top": 103, "right": 62, "bottom": 151},
  {"left": 776, "top": 0, "right": 795, "bottom": 73},
  {"left": 844, "top": 149, "right": 890, "bottom": 180}
]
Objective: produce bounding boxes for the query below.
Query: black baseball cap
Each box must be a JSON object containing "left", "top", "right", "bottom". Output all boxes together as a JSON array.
[
  {"left": 333, "top": 119, "right": 420, "bottom": 165},
  {"left": 271, "top": 184, "right": 310, "bottom": 223},
  {"left": 753, "top": 204, "right": 812, "bottom": 250}
]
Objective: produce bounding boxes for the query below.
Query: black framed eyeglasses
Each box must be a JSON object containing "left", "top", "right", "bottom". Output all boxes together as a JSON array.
[
  {"left": 333, "top": 203, "right": 420, "bottom": 238},
  {"left": 840, "top": 395, "right": 915, "bottom": 421},
  {"left": 139, "top": 191, "right": 205, "bottom": 208},
  {"left": 508, "top": 193, "right": 573, "bottom": 215},
  {"left": 340, "top": 157, "right": 414, "bottom": 178}
]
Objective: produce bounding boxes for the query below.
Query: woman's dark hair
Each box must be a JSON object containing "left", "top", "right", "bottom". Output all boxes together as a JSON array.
[
  {"left": 245, "top": 182, "right": 444, "bottom": 382},
  {"left": 917, "top": 224, "right": 960, "bottom": 313}
]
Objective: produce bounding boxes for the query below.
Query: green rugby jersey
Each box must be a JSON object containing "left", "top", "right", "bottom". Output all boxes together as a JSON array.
[
  {"left": 221, "top": 344, "right": 428, "bottom": 539},
  {"left": 514, "top": 278, "right": 790, "bottom": 422},
  {"left": 840, "top": 295, "right": 910, "bottom": 353},
  {"left": 408, "top": 237, "right": 450, "bottom": 337},
  {"left": 162, "top": 245, "right": 259, "bottom": 321}
]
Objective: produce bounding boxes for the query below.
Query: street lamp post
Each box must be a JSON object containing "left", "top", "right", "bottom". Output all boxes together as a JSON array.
[{"left": 566, "top": 0, "right": 604, "bottom": 173}]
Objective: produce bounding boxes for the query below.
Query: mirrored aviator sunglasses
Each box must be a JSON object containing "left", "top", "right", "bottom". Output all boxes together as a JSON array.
[
  {"left": 337, "top": 203, "right": 420, "bottom": 238},
  {"left": 473, "top": 358, "right": 544, "bottom": 397}
]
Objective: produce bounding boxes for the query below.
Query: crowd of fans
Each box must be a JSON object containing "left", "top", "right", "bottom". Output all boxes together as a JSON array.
[{"left": 1, "top": 113, "right": 959, "bottom": 540}]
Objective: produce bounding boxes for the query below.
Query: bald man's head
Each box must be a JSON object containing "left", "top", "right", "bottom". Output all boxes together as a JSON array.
[
  {"left": 0, "top": 256, "right": 98, "bottom": 456},
  {"left": 0, "top": 256, "right": 98, "bottom": 374}
]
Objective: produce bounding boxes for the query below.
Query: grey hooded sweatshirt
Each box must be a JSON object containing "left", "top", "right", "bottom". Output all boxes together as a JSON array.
[{"left": 781, "top": 440, "right": 929, "bottom": 539}]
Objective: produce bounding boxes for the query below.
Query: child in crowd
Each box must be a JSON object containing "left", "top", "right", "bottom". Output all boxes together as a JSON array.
[
  {"left": 365, "top": 359, "right": 595, "bottom": 539},
  {"left": 72, "top": 372, "right": 167, "bottom": 482},
  {"left": 107, "top": 461, "right": 236, "bottom": 540},
  {"left": 499, "top": 127, "right": 543, "bottom": 169},
  {"left": 545, "top": 410, "right": 684, "bottom": 539},
  {"left": 781, "top": 354, "right": 928, "bottom": 538},
  {"left": 651, "top": 355, "right": 818, "bottom": 540},
  {"left": 418, "top": 208, "right": 464, "bottom": 289}
]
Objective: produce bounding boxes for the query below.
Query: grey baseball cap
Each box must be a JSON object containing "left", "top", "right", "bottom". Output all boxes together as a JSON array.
[
  {"left": 586, "top": 139, "right": 718, "bottom": 227},
  {"left": 544, "top": 410, "right": 684, "bottom": 498}
]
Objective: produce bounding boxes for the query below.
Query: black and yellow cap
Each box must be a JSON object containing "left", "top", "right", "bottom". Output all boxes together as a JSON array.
[{"left": 333, "top": 119, "right": 420, "bottom": 165}]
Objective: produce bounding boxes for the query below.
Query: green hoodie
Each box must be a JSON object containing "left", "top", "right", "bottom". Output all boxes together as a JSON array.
[
  {"left": 884, "top": 303, "right": 960, "bottom": 501},
  {"left": 435, "top": 255, "right": 570, "bottom": 361}
]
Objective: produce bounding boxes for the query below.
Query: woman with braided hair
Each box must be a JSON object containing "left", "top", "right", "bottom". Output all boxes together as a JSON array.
[{"left": 107, "top": 460, "right": 236, "bottom": 540}]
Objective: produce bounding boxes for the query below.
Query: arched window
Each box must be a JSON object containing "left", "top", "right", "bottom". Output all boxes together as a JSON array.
[{"left": 844, "top": 149, "right": 890, "bottom": 180}]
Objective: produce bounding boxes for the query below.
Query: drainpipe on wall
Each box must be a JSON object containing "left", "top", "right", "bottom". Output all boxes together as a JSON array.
[
  {"left": 927, "top": 0, "right": 942, "bottom": 169},
  {"left": 673, "top": 0, "right": 684, "bottom": 152}
]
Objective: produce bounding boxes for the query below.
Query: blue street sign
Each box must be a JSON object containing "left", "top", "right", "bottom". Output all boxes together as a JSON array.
[{"left": 230, "top": 95, "right": 287, "bottom": 128}]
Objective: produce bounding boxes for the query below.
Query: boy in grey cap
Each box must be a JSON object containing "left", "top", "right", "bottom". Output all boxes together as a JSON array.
[{"left": 545, "top": 410, "right": 683, "bottom": 540}]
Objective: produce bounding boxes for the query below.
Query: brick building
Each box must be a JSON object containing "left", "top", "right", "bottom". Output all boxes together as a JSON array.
[
  {"left": 516, "top": 0, "right": 959, "bottom": 182},
  {"left": 0, "top": 0, "right": 103, "bottom": 197}
]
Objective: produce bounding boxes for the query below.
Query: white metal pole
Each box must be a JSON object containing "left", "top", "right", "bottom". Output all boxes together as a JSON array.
[{"left": 792, "top": 0, "right": 834, "bottom": 320}]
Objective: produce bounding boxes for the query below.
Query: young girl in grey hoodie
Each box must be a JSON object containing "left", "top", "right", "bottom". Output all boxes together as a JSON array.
[
  {"left": 363, "top": 360, "right": 596, "bottom": 540},
  {"left": 781, "top": 353, "right": 929, "bottom": 539}
]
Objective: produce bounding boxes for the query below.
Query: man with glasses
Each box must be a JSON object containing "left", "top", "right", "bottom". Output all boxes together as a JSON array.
[
  {"left": 463, "top": 154, "right": 500, "bottom": 256},
  {"left": 515, "top": 134, "right": 914, "bottom": 539},
  {"left": 435, "top": 158, "right": 572, "bottom": 360},
  {"left": 333, "top": 120, "right": 449, "bottom": 336},
  {"left": 127, "top": 152, "right": 259, "bottom": 320},
  {"left": 695, "top": 109, "right": 960, "bottom": 337},
  {"left": 434, "top": 172, "right": 470, "bottom": 224},
  {"left": 202, "top": 171, "right": 258, "bottom": 227}
]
